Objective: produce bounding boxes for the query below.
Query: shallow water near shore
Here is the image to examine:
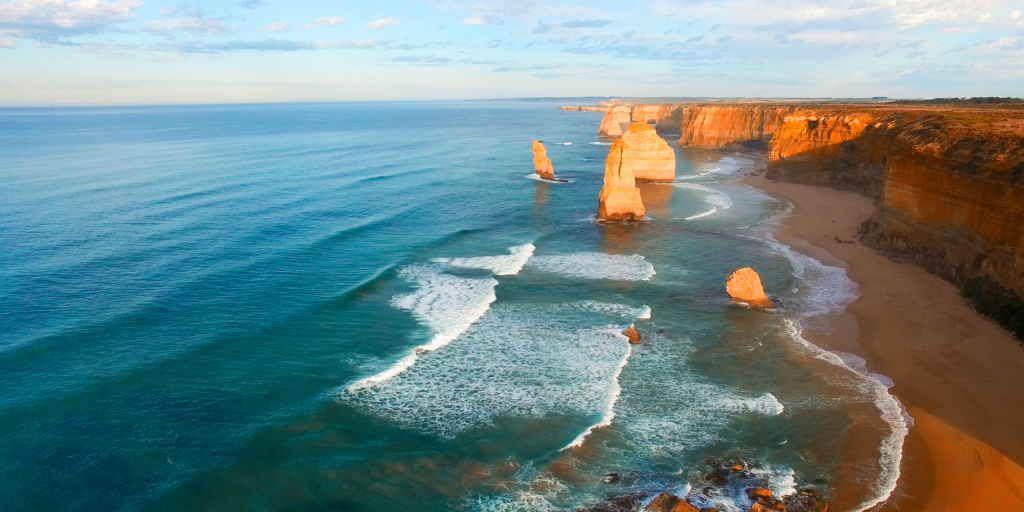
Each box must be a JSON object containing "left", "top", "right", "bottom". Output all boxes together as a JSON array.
[{"left": 0, "top": 102, "right": 905, "bottom": 511}]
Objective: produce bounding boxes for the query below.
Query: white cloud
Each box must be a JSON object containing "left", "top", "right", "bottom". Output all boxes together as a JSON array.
[
  {"left": 147, "top": 19, "right": 237, "bottom": 36},
  {"left": 462, "top": 16, "right": 489, "bottom": 25},
  {"left": 0, "top": 0, "right": 142, "bottom": 39},
  {"left": 257, "top": 21, "right": 289, "bottom": 32},
  {"left": 0, "top": 37, "right": 15, "bottom": 47},
  {"left": 1012, "top": 10, "right": 1021, "bottom": 19},
  {"left": 305, "top": 16, "right": 344, "bottom": 29},
  {"left": 365, "top": 17, "right": 399, "bottom": 29}
]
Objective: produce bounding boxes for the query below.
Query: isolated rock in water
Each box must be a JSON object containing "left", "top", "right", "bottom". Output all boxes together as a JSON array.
[
  {"left": 745, "top": 488, "right": 773, "bottom": 501},
  {"left": 599, "top": 105, "right": 633, "bottom": 137},
  {"left": 726, "top": 268, "right": 774, "bottom": 308},
  {"left": 621, "top": 123, "right": 676, "bottom": 182},
  {"left": 598, "top": 140, "right": 646, "bottom": 221},
  {"left": 532, "top": 140, "right": 555, "bottom": 180},
  {"left": 646, "top": 493, "right": 699, "bottom": 512},
  {"left": 623, "top": 326, "right": 641, "bottom": 344}
]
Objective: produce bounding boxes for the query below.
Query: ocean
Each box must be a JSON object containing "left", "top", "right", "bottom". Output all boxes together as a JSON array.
[{"left": 0, "top": 102, "right": 907, "bottom": 511}]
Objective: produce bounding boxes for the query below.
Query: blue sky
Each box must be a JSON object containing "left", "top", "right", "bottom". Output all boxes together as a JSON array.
[{"left": 1, "top": 0, "right": 1023, "bottom": 105}]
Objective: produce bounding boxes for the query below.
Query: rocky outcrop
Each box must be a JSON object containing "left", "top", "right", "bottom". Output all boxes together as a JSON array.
[
  {"left": 647, "top": 493, "right": 698, "bottom": 512},
  {"left": 621, "top": 123, "right": 676, "bottom": 182},
  {"left": 623, "top": 326, "right": 641, "bottom": 344},
  {"left": 599, "top": 106, "right": 634, "bottom": 137},
  {"left": 532, "top": 141, "right": 555, "bottom": 180},
  {"left": 726, "top": 268, "right": 773, "bottom": 308},
  {"left": 598, "top": 140, "right": 646, "bottom": 221}
]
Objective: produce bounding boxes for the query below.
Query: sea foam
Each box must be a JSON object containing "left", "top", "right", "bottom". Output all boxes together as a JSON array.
[
  {"left": 527, "top": 253, "right": 656, "bottom": 281},
  {"left": 344, "top": 303, "right": 634, "bottom": 439},
  {"left": 436, "top": 243, "right": 536, "bottom": 276},
  {"left": 783, "top": 320, "right": 909, "bottom": 512},
  {"left": 348, "top": 244, "right": 534, "bottom": 391}
]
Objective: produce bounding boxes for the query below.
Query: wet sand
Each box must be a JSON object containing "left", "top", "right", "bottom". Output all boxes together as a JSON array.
[{"left": 742, "top": 175, "right": 1024, "bottom": 511}]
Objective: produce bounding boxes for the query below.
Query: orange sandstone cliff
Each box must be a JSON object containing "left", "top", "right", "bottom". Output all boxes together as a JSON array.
[
  {"left": 532, "top": 141, "right": 555, "bottom": 180},
  {"left": 598, "top": 139, "right": 646, "bottom": 221},
  {"left": 766, "top": 107, "right": 1024, "bottom": 338},
  {"left": 620, "top": 123, "right": 676, "bottom": 182}
]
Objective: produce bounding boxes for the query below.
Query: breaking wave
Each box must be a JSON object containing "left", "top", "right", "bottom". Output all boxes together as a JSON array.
[{"left": 527, "top": 253, "right": 656, "bottom": 281}]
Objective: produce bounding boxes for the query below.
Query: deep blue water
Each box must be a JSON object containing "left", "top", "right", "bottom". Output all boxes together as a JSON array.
[{"left": 0, "top": 102, "right": 906, "bottom": 511}]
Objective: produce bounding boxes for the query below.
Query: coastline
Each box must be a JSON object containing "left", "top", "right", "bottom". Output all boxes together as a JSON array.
[{"left": 741, "top": 174, "right": 1024, "bottom": 511}]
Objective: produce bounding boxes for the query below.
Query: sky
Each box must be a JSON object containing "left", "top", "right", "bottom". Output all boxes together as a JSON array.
[{"left": 1, "top": 0, "right": 1023, "bottom": 106}]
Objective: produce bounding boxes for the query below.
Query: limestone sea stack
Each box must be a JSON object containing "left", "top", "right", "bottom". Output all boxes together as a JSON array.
[
  {"left": 532, "top": 140, "right": 555, "bottom": 180},
  {"left": 623, "top": 326, "right": 641, "bottom": 344},
  {"left": 598, "top": 105, "right": 632, "bottom": 137},
  {"left": 621, "top": 123, "right": 676, "bottom": 182},
  {"left": 726, "top": 267, "right": 773, "bottom": 308},
  {"left": 598, "top": 140, "right": 646, "bottom": 221}
]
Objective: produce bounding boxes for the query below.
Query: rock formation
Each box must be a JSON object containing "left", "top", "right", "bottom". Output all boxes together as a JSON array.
[
  {"left": 623, "top": 326, "right": 641, "bottom": 344},
  {"left": 678, "top": 106, "right": 795, "bottom": 149},
  {"left": 532, "top": 141, "right": 555, "bottom": 180},
  {"left": 726, "top": 268, "right": 773, "bottom": 308},
  {"left": 598, "top": 105, "right": 633, "bottom": 137},
  {"left": 598, "top": 140, "right": 646, "bottom": 221},
  {"left": 646, "top": 493, "right": 698, "bottom": 512},
  {"left": 621, "top": 123, "right": 676, "bottom": 182},
  {"left": 574, "top": 101, "right": 1024, "bottom": 336}
]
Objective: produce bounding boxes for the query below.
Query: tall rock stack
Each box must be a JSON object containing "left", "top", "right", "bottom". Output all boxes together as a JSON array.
[
  {"left": 532, "top": 141, "right": 555, "bottom": 180},
  {"left": 598, "top": 105, "right": 633, "bottom": 137},
  {"left": 598, "top": 140, "right": 646, "bottom": 221},
  {"left": 621, "top": 123, "right": 676, "bottom": 182}
]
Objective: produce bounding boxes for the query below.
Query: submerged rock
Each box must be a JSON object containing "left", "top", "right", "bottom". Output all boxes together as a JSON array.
[
  {"left": 782, "top": 489, "right": 828, "bottom": 512},
  {"left": 726, "top": 268, "right": 774, "bottom": 308},
  {"left": 589, "top": 493, "right": 645, "bottom": 512},
  {"left": 646, "top": 493, "right": 699, "bottom": 512},
  {"left": 598, "top": 140, "right": 646, "bottom": 221},
  {"left": 621, "top": 123, "right": 676, "bottom": 182},
  {"left": 533, "top": 140, "right": 556, "bottom": 180},
  {"left": 623, "top": 326, "right": 641, "bottom": 345}
]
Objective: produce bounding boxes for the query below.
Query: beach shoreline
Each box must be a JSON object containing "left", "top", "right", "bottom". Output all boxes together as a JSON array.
[{"left": 741, "top": 174, "right": 1024, "bottom": 512}]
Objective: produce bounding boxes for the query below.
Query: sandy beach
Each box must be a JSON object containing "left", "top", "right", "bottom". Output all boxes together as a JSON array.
[{"left": 741, "top": 174, "right": 1024, "bottom": 511}]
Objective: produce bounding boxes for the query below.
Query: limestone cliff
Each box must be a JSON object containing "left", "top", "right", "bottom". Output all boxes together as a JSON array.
[
  {"left": 766, "top": 108, "right": 1024, "bottom": 338},
  {"left": 598, "top": 139, "right": 646, "bottom": 221},
  {"left": 532, "top": 141, "right": 555, "bottom": 180},
  {"left": 677, "top": 106, "right": 795, "bottom": 149},
  {"left": 620, "top": 123, "right": 676, "bottom": 182}
]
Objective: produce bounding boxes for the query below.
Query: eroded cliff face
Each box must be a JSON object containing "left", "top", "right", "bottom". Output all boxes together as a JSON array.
[
  {"left": 598, "top": 139, "right": 646, "bottom": 221},
  {"left": 767, "top": 108, "right": 1024, "bottom": 337},
  {"left": 620, "top": 123, "right": 676, "bottom": 182},
  {"left": 677, "top": 106, "right": 795, "bottom": 149}
]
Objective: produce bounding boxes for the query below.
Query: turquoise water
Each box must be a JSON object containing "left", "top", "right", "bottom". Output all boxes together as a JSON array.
[{"left": 0, "top": 102, "right": 906, "bottom": 511}]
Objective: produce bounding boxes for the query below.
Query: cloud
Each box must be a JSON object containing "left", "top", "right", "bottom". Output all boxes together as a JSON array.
[
  {"left": 462, "top": 16, "right": 488, "bottom": 25},
  {"left": 0, "top": 37, "right": 15, "bottom": 48},
  {"left": 365, "top": 17, "right": 399, "bottom": 29},
  {"left": 257, "top": 21, "right": 289, "bottom": 33},
  {"left": 237, "top": 0, "right": 264, "bottom": 8},
  {"left": 305, "top": 16, "right": 344, "bottom": 29},
  {"left": 393, "top": 54, "right": 451, "bottom": 64},
  {"left": 561, "top": 18, "right": 613, "bottom": 28},
  {"left": 152, "top": 38, "right": 390, "bottom": 54},
  {"left": 0, "top": 0, "right": 142, "bottom": 40},
  {"left": 147, "top": 19, "right": 237, "bottom": 36},
  {"left": 160, "top": 3, "right": 204, "bottom": 19}
]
